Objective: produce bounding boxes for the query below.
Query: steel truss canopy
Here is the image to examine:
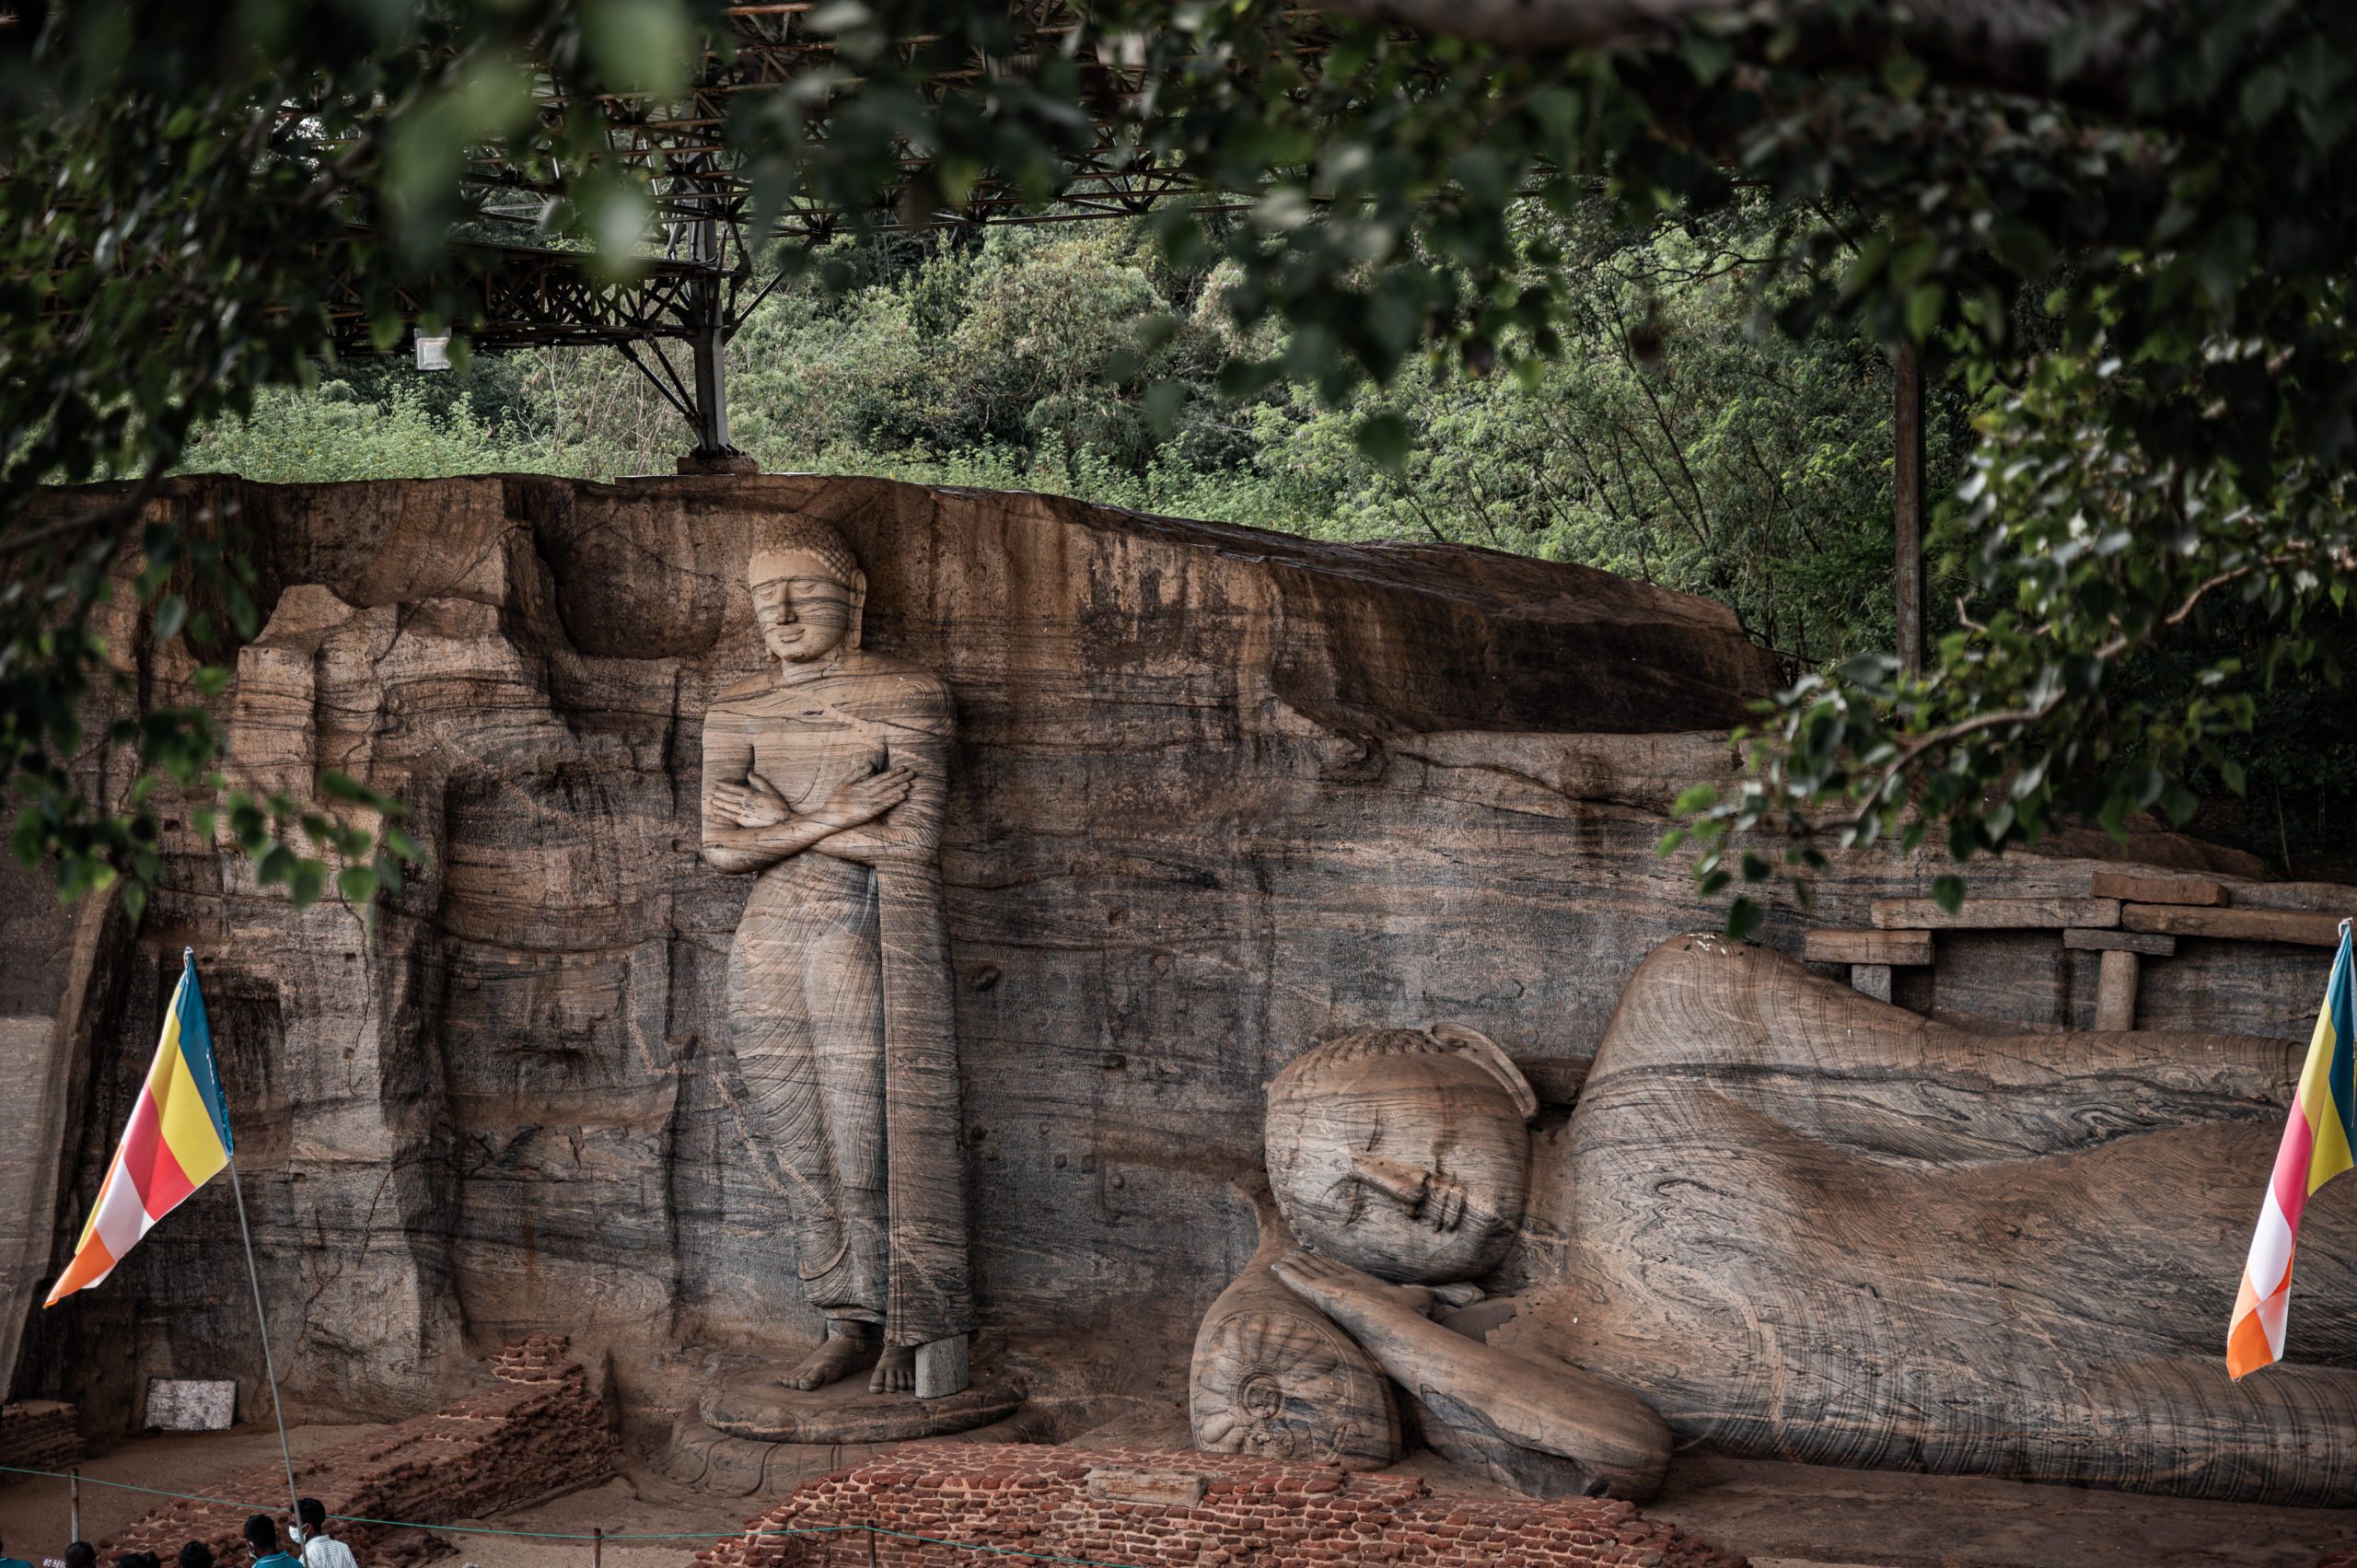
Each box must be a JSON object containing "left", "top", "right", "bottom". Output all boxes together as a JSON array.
[
  {"left": 479, "top": 1, "right": 1199, "bottom": 241},
  {"left": 369, "top": 1, "right": 1212, "bottom": 460}
]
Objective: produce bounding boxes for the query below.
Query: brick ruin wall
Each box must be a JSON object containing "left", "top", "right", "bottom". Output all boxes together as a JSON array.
[
  {"left": 697, "top": 1446, "right": 1745, "bottom": 1568},
  {"left": 0, "top": 1401, "right": 82, "bottom": 1473},
  {"left": 99, "top": 1336, "right": 614, "bottom": 1568}
]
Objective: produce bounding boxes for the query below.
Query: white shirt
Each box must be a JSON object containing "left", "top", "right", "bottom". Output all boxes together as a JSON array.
[{"left": 296, "top": 1535, "right": 358, "bottom": 1568}]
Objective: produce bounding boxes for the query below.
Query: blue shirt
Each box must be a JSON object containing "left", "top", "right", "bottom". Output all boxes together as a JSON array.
[
  {"left": 255, "top": 1551, "right": 303, "bottom": 1568},
  {"left": 2, "top": 1552, "right": 37, "bottom": 1568}
]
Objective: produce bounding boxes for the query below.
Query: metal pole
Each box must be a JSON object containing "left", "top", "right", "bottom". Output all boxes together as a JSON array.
[
  {"left": 687, "top": 208, "right": 731, "bottom": 459},
  {"left": 689, "top": 320, "right": 730, "bottom": 457},
  {"left": 593, "top": 1524, "right": 602, "bottom": 1568},
  {"left": 226, "top": 1150, "right": 302, "bottom": 1521},
  {"left": 68, "top": 1469, "right": 79, "bottom": 1542},
  {"left": 1894, "top": 338, "right": 1927, "bottom": 679},
  {"left": 865, "top": 1521, "right": 877, "bottom": 1568}
]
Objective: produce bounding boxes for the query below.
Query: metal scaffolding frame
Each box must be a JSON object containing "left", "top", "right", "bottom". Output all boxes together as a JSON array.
[{"left": 347, "top": 1, "right": 1218, "bottom": 462}]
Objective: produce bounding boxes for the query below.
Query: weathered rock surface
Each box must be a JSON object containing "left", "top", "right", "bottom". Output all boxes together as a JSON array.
[
  {"left": 3, "top": 472, "right": 2348, "bottom": 1471},
  {"left": 0, "top": 881, "right": 124, "bottom": 1402}
]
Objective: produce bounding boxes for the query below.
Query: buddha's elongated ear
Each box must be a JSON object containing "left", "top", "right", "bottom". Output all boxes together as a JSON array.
[{"left": 847, "top": 568, "right": 868, "bottom": 650}]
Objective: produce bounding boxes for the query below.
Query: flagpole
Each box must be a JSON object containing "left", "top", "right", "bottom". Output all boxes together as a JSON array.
[{"left": 226, "top": 1138, "right": 301, "bottom": 1524}]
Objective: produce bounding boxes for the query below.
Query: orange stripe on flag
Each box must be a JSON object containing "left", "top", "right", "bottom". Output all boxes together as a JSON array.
[
  {"left": 43, "top": 1225, "right": 116, "bottom": 1305},
  {"left": 2227, "top": 1306, "right": 2276, "bottom": 1379}
]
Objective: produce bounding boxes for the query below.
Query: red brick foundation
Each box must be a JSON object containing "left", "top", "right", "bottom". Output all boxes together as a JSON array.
[
  {"left": 0, "top": 1401, "right": 82, "bottom": 1474},
  {"left": 698, "top": 1446, "right": 1745, "bottom": 1568},
  {"left": 100, "top": 1336, "right": 616, "bottom": 1567}
]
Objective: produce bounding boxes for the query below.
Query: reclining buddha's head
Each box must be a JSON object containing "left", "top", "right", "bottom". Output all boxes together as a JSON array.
[{"left": 1264, "top": 1025, "right": 1538, "bottom": 1285}]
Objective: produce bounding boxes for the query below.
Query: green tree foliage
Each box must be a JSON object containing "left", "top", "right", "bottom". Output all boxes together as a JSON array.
[
  {"left": 181, "top": 383, "right": 531, "bottom": 483},
  {"left": 7, "top": 0, "right": 2357, "bottom": 917},
  {"left": 195, "top": 207, "right": 1939, "bottom": 677},
  {"left": 1, "top": 0, "right": 729, "bottom": 914}
]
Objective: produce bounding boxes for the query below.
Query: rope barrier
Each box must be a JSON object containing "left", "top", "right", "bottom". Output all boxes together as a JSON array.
[
  {"left": 0, "top": 1466, "right": 850, "bottom": 1539},
  {"left": 0, "top": 1463, "right": 1161, "bottom": 1568}
]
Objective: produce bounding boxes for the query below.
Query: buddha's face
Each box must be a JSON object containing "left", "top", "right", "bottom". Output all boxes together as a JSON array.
[
  {"left": 752, "top": 555, "right": 857, "bottom": 665},
  {"left": 1264, "top": 1031, "right": 1532, "bottom": 1284}
]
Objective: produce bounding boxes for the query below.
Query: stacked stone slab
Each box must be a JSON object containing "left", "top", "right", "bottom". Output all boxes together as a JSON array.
[
  {"left": 490, "top": 1331, "right": 581, "bottom": 1386},
  {"left": 98, "top": 1338, "right": 615, "bottom": 1568},
  {"left": 0, "top": 1400, "right": 82, "bottom": 1472},
  {"left": 697, "top": 1445, "right": 1743, "bottom": 1568}
]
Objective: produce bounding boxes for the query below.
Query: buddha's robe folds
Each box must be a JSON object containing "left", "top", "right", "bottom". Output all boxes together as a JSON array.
[{"left": 704, "top": 652, "right": 970, "bottom": 1345}]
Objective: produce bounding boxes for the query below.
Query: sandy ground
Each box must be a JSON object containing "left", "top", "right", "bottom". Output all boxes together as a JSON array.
[
  {"left": 0, "top": 1424, "right": 368, "bottom": 1557},
  {"left": 1646, "top": 1449, "right": 2357, "bottom": 1568},
  {"left": 0, "top": 1426, "right": 761, "bottom": 1568},
  {"left": 436, "top": 1472, "right": 757, "bottom": 1568}
]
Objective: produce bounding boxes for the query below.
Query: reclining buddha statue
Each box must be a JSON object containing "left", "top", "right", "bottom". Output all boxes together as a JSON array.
[{"left": 1197, "top": 932, "right": 2357, "bottom": 1506}]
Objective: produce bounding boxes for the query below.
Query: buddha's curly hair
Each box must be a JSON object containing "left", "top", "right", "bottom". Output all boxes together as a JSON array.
[{"left": 750, "top": 515, "right": 861, "bottom": 585}]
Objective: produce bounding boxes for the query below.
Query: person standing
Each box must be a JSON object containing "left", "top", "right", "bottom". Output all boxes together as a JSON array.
[
  {"left": 289, "top": 1502, "right": 353, "bottom": 1568},
  {"left": 240, "top": 1517, "right": 296, "bottom": 1568},
  {"left": 0, "top": 1531, "right": 32, "bottom": 1568}
]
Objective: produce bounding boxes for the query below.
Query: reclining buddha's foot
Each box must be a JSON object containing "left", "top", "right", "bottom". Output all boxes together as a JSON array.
[
  {"left": 870, "top": 1343, "right": 916, "bottom": 1395},
  {"left": 781, "top": 1321, "right": 880, "bottom": 1391}
]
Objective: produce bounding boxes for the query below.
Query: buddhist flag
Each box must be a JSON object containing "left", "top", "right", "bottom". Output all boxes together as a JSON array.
[
  {"left": 44, "top": 949, "right": 235, "bottom": 1306},
  {"left": 2227, "top": 921, "right": 2357, "bottom": 1377}
]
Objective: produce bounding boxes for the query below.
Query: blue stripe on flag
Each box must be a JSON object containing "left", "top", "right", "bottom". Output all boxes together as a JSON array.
[
  {"left": 2332, "top": 930, "right": 2356, "bottom": 1155},
  {"left": 175, "top": 951, "right": 235, "bottom": 1155}
]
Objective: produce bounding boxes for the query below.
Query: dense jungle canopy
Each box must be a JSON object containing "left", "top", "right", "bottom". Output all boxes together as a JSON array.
[{"left": 4, "top": 0, "right": 2355, "bottom": 921}]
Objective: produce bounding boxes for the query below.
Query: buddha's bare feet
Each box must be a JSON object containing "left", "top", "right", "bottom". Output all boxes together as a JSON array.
[
  {"left": 1273, "top": 1250, "right": 1464, "bottom": 1320},
  {"left": 869, "top": 1343, "right": 916, "bottom": 1394},
  {"left": 781, "top": 1322, "right": 879, "bottom": 1391}
]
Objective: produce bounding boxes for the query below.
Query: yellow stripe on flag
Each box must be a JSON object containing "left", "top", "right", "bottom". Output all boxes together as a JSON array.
[
  {"left": 146, "top": 1005, "right": 182, "bottom": 1095},
  {"left": 2304, "top": 1005, "right": 2355, "bottom": 1192},
  {"left": 157, "top": 1033, "right": 229, "bottom": 1187}
]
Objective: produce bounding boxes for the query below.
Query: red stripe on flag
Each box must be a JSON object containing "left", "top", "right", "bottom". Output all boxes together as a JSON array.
[
  {"left": 120, "top": 1087, "right": 195, "bottom": 1217},
  {"left": 2273, "top": 1089, "right": 2317, "bottom": 1232},
  {"left": 119, "top": 1090, "right": 164, "bottom": 1212}
]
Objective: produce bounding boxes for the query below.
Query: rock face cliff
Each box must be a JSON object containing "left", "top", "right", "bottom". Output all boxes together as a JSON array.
[{"left": 0, "top": 474, "right": 2340, "bottom": 1444}]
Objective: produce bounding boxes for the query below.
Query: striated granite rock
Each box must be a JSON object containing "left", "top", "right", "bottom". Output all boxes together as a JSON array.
[{"left": 1, "top": 473, "right": 2345, "bottom": 1454}]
